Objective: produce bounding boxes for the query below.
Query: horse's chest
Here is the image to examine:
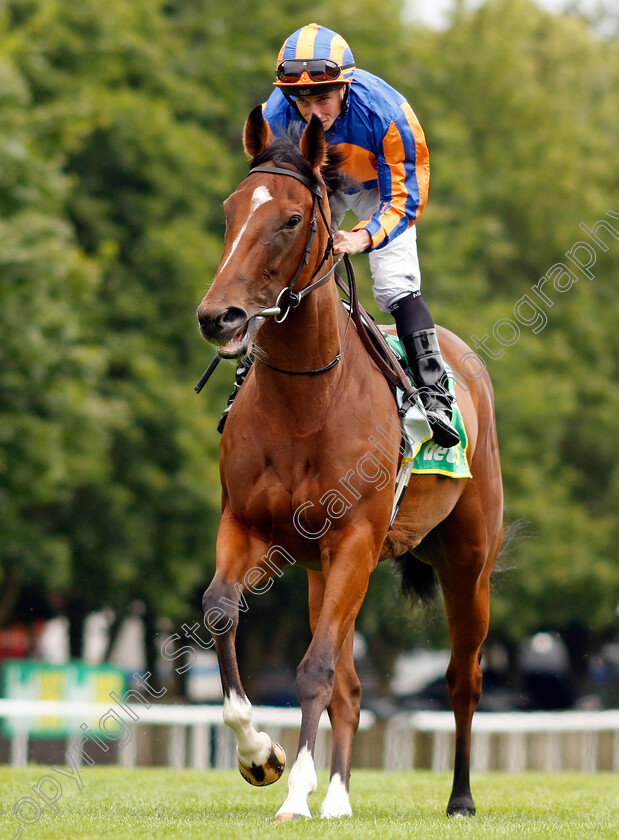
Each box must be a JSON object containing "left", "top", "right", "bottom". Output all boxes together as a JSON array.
[{"left": 224, "top": 448, "right": 348, "bottom": 532}]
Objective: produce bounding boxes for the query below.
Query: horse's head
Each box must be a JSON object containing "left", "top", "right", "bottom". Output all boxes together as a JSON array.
[{"left": 197, "top": 107, "right": 333, "bottom": 359}]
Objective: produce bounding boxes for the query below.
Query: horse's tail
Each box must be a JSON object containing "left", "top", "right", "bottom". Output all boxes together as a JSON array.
[
  {"left": 393, "top": 517, "right": 525, "bottom": 604},
  {"left": 493, "top": 516, "right": 528, "bottom": 579},
  {"left": 392, "top": 552, "right": 439, "bottom": 605},
  {"left": 498, "top": 517, "right": 526, "bottom": 562}
]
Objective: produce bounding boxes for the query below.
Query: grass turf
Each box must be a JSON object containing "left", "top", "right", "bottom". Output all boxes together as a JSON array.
[{"left": 0, "top": 767, "right": 617, "bottom": 840}]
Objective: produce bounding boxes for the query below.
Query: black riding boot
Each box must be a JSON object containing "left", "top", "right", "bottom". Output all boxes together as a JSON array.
[
  {"left": 390, "top": 293, "right": 460, "bottom": 449},
  {"left": 217, "top": 353, "right": 253, "bottom": 434}
]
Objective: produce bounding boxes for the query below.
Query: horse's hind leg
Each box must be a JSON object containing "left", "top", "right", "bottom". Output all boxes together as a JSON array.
[
  {"left": 435, "top": 485, "right": 502, "bottom": 817},
  {"left": 305, "top": 570, "right": 361, "bottom": 818},
  {"left": 440, "top": 572, "right": 489, "bottom": 816}
]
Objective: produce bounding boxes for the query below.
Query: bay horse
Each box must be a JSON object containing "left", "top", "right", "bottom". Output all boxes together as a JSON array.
[{"left": 196, "top": 106, "right": 503, "bottom": 820}]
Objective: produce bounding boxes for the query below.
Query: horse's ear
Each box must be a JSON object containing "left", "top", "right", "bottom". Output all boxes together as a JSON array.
[
  {"left": 300, "top": 114, "right": 327, "bottom": 171},
  {"left": 243, "top": 105, "right": 273, "bottom": 159}
]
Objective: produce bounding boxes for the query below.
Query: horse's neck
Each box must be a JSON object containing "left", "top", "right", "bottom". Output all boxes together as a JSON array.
[{"left": 255, "top": 281, "right": 345, "bottom": 394}]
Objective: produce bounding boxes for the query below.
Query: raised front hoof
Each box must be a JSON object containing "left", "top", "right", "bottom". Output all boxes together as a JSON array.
[
  {"left": 274, "top": 812, "right": 310, "bottom": 822},
  {"left": 238, "top": 741, "right": 286, "bottom": 786},
  {"left": 446, "top": 793, "right": 476, "bottom": 817}
]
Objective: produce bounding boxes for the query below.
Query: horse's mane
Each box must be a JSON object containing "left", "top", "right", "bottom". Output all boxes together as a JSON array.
[{"left": 250, "top": 123, "right": 356, "bottom": 198}]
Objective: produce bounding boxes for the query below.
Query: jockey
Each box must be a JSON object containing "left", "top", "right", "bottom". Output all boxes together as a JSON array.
[{"left": 220, "top": 23, "right": 459, "bottom": 449}]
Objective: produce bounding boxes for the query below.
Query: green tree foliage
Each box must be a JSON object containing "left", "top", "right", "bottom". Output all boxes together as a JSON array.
[
  {"left": 0, "top": 0, "right": 617, "bottom": 691},
  {"left": 0, "top": 36, "right": 109, "bottom": 624},
  {"left": 0, "top": 0, "right": 228, "bottom": 656},
  {"left": 405, "top": 0, "right": 619, "bottom": 664}
]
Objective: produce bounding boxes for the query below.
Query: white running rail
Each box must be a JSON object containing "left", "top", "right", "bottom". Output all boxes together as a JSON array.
[
  {"left": 383, "top": 709, "right": 619, "bottom": 773},
  {"left": 0, "top": 699, "right": 374, "bottom": 769}
]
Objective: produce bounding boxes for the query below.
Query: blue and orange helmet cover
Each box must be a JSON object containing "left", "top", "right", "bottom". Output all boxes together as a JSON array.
[{"left": 274, "top": 23, "right": 355, "bottom": 90}]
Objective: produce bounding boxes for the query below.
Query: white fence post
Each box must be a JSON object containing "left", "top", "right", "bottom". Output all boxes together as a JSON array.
[
  {"left": 506, "top": 731, "right": 527, "bottom": 772},
  {"left": 580, "top": 731, "right": 598, "bottom": 773},
  {"left": 120, "top": 729, "right": 138, "bottom": 768},
  {"left": 189, "top": 723, "right": 210, "bottom": 770},
  {"left": 471, "top": 731, "right": 491, "bottom": 773},
  {"left": 168, "top": 724, "right": 187, "bottom": 769},
  {"left": 384, "top": 715, "right": 415, "bottom": 771},
  {"left": 10, "top": 732, "right": 28, "bottom": 767},
  {"left": 543, "top": 732, "right": 562, "bottom": 772},
  {"left": 431, "top": 731, "right": 451, "bottom": 773}
]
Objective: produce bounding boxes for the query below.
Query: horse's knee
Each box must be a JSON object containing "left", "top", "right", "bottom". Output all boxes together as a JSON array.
[
  {"left": 202, "top": 580, "right": 238, "bottom": 634},
  {"left": 342, "top": 674, "right": 362, "bottom": 710},
  {"left": 296, "top": 656, "right": 335, "bottom": 706},
  {"left": 202, "top": 580, "right": 222, "bottom": 614}
]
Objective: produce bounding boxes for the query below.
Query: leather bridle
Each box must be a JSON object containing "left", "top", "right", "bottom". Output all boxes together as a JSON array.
[
  {"left": 247, "top": 163, "right": 350, "bottom": 376},
  {"left": 247, "top": 164, "right": 339, "bottom": 324},
  {"left": 195, "top": 161, "right": 343, "bottom": 391}
]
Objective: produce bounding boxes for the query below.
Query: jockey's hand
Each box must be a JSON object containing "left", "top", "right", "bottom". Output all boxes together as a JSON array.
[{"left": 333, "top": 229, "right": 372, "bottom": 256}]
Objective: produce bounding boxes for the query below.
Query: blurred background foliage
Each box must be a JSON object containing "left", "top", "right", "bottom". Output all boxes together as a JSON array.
[{"left": 0, "top": 0, "right": 617, "bottom": 692}]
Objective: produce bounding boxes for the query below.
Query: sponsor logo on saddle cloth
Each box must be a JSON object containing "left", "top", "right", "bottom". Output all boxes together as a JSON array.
[{"left": 382, "top": 334, "right": 472, "bottom": 480}]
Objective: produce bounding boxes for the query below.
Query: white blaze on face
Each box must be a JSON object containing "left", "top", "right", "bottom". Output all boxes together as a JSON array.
[{"left": 220, "top": 185, "right": 273, "bottom": 271}]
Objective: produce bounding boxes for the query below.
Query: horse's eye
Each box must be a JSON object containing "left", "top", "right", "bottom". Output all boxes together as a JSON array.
[{"left": 286, "top": 215, "right": 302, "bottom": 229}]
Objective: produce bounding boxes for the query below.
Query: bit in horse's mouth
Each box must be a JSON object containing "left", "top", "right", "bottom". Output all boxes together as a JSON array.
[{"left": 217, "top": 314, "right": 264, "bottom": 359}]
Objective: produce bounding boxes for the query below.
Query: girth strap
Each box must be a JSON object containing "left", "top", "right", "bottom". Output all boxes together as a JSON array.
[{"left": 258, "top": 352, "right": 341, "bottom": 376}]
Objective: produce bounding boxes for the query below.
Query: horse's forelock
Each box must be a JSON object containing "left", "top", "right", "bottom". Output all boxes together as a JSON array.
[
  {"left": 251, "top": 127, "right": 316, "bottom": 182},
  {"left": 249, "top": 125, "right": 357, "bottom": 199}
]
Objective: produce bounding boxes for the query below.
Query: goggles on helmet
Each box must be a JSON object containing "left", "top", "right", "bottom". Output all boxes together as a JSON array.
[{"left": 276, "top": 58, "right": 354, "bottom": 85}]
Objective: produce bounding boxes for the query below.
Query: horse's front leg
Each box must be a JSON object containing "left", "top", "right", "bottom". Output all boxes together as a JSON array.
[
  {"left": 203, "top": 514, "right": 285, "bottom": 787},
  {"left": 306, "top": 570, "right": 361, "bottom": 819},
  {"left": 275, "top": 528, "right": 376, "bottom": 821},
  {"left": 320, "top": 627, "right": 360, "bottom": 818}
]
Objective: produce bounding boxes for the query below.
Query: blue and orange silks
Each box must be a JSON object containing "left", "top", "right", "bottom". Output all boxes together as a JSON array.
[{"left": 262, "top": 68, "right": 430, "bottom": 251}]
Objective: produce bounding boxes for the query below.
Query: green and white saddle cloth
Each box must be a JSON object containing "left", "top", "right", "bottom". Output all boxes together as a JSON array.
[{"left": 382, "top": 334, "right": 472, "bottom": 479}]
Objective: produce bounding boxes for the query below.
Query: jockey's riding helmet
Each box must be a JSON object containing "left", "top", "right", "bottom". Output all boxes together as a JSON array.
[{"left": 274, "top": 23, "right": 355, "bottom": 98}]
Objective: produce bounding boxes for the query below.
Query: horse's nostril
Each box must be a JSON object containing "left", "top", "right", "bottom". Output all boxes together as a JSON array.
[
  {"left": 196, "top": 304, "right": 248, "bottom": 341},
  {"left": 216, "top": 307, "right": 247, "bottom": 330}
]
